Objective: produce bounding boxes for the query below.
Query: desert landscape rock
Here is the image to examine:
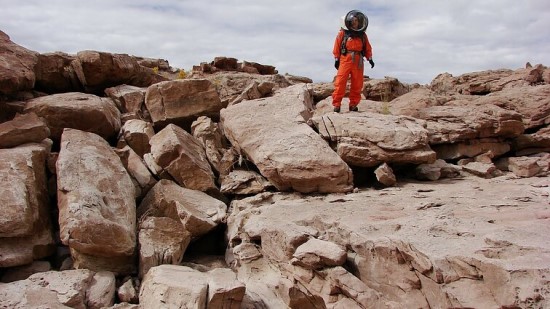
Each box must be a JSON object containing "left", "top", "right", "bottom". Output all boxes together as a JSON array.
[
  {"left": 0, "top": 30, "right": 38, "bottom": 95},
  {"left": 24, "top": 92, "right": 122, "bottom": 143},
  {"left": 56, "top": 128, "right": 137, "bottom": 274},
  {"left": 1, "top": 29, "right": 549, "bottom": 308},
  {"left": 0, "top": 143, "right": 55, "bottom": 268},
  {"left": 220, "top": 85, "right": 354, "bottom": 193}
]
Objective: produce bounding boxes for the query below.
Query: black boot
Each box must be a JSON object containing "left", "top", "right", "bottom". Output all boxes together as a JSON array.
[
  {"left": 333, "top": 106, "right": 341, "bottom": 113},
  {"left": 349, "top": 105, "right": 358, "bottom": 112}
]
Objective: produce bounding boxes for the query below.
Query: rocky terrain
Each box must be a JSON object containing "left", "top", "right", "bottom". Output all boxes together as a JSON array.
[{"left": 0, "top": 28, "right": 549, "bottom": 308}]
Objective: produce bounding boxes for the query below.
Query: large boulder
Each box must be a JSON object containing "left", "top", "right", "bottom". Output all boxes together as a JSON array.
[
  {"left": 137, "top": 179, "right": 226, "bottom": 239},
  {"left": 0, "top": 269, "right": 115, "bottom": 309},
  {"left": 144, "top": 79, "right": 223, "bottom": 127},
  {"left": 148, "top": 124, "right": 217, "bottom": 192},
  {"left": 104, "top": 84, "right": 147, "bottom": 115},
  {"left": 139, "top": 265, "right": 245, "bottom": 309},
  {"left": 139, "top": 265, "right": 209, "bottom": 308},
  {"left": 241, "top": 60, "right": 278, "bottom": 75},
  {"left": 0, "top": 112, "right": 50, "bottom": 148},
  {"left": 194, "top": 57, "right": 277, "bottom": 76},
  {"left": 57, "top": 129, "right": 136, "bottom": 274},
  {"left": 191, "top": 70, "right": 291, "bottom": 105},
  {"left": 138, "top": 216, "right": 191, "bottom": 279},
  {"left": 400, "top": 71, "right": 549, "bottom": 131},
  {"left": 469, "top": 85, "right": 550, "bottom": 130},
  {"left": 387, "top": 87, "right": 451, "bottom": 118},
  {"left": 220, "top": 84, "right": 353, "bottom": 193},
  {"left": 416, "top": 104, "right": 524, "bottom": 144},
  {"left": 24, "top": 92, "right": 121, "bottom": 143},
  {"left": 212, "top": 56, "right": 239, "bottom": 71},
  {"left": 136, "top": 178, "right": 228, "bottom": 277},
  {"left": 114, "top": 146, "right": 157, "bottom": 199},
  {"left": 118, "top": 119, "right": 155, "bottom": 157},
  {"left": 72, "top": 50, "right": 164, "bottom": 94},
  {"left": 411, "top": 104, "right": 524, "bottom": 160},
  {"left": 191, "top": 116, "right": 235, "bottom": 178},
  {"left": 0, "top": 143, "right": 55, "bottom": 267},
  {"left": 34, "top": 52, "right": 82, "bottom": 93},
  {"left": 429, "top": 65, "right": 545, "bottom": 95},
  {"left": 0, "top": 30, "right": 38, "bottom": 95},
  {"left": 363, "top": 77, "right": 411, "bottom": 102},
  {"left": 310, "top": 112, "right": 436, "bottom": 167}
]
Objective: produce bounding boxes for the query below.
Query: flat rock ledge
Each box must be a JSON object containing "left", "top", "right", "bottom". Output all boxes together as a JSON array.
[{"left": 226, "top": 175, "right": 550, "bottom": 308}]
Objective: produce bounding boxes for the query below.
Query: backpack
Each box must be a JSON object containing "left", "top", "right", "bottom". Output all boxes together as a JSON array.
[{"left": 340, "top": 30, "right": 367, "bottom": 58}]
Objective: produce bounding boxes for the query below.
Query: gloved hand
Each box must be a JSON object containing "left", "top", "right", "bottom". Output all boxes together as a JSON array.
[
  {"left": 368, "top": 59, "right": 375, "bottom": 68},
  {"left": 334, "top": 59, "right": 340, "bottom": 70}
]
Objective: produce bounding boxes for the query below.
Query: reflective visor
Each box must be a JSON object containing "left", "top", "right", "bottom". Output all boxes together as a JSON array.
[{"left": 344, "top": 10, "right": 368, "bottom": 32}]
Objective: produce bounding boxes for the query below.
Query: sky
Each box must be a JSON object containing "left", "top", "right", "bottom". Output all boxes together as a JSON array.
[{"left": 1, "top": 0, "right": 549, "bottom": 85}]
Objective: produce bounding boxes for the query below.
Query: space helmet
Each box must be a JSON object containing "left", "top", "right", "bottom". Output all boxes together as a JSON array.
[{"left": 344, "top": 10, "right": 368, "bottom": 32}]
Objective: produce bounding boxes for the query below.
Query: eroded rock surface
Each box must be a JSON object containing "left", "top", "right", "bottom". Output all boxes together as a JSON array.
[
  {"left": 0, "top": 143, "right": 54, "bottom": 267},
  {"left": 0, "top": 30, "right": 38, "bottom": 95},
  {"left": 57, "top": 129, "right": 136, "bottom": 274},
  {"left": 137, "top": 179, "right": 227, "bottom": 239},
  {"left": 0, "top": 269, "right": 115, "bottom": 309},
  {"left": 226, "top": 176, "right": 550, "bottom": 308},
  {"left": 144, "top": 79, "right": 223, "bottom": 127},
  {"left": 0, "top": 112, "right": 50, "bottom": 148},
  {"left": 73, "top": 50, "right": 163, "bottom": 94},
  {"left": 148, "top": 123, "right": 217, "bottom": 192},
  {"left": 221, "top": 85, "right": 353, "bottom": 193},
  {"left": 24, "top": 92, "right": 121, "bottom": 142},
  {"left": 310, "top": 112, "right": 436, "bottom": 167},
  {"left": 34, "top": 52, "right": 81, "bottom": 94}
]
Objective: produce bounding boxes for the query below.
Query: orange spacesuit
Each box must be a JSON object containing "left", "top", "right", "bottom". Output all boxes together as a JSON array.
[{"left": 332, "top": 10, "right": 374, "bottom": 112}]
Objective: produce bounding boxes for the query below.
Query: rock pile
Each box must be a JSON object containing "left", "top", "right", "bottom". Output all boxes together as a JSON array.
[{"left": 1, "top": 29, "right": 549, "bottom": 308}]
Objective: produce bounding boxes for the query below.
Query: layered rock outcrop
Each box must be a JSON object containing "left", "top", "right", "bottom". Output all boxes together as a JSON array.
[{"left": 310, "top": 112, "right": 436, "bottom": 167}]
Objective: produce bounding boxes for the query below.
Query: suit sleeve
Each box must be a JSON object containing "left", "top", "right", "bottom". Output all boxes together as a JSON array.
[
  {"left": 364, "top": 34, "right": 373, "bottom": 60},
  {"left": 332, "top": 30, "right": 344, "bottom": 59}
]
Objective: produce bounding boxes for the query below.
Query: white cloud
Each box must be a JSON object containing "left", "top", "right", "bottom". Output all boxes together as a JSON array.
[{"left": 1, "top": 0, "right": 549, "bottom": 84}]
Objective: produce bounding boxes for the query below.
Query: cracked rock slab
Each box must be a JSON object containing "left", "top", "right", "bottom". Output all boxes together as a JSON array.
[
  {"left": 310, "top": 112, "right": 436, "bottom": 167},
  {"left": 221, "top": 85, "right": 353, "bottom": 193},
  {"left": 226, "top": 175, "right": 550, "bottom": 308}
]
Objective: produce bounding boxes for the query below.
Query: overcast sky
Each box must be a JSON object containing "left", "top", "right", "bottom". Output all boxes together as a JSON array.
[{"left": 1, "top": 0, "right": 549, "bottom": 84}]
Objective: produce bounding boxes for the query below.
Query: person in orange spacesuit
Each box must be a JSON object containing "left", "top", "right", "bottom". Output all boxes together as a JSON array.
[{"left": 332, "top": 10, "right": 374, "bottom": 113}]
